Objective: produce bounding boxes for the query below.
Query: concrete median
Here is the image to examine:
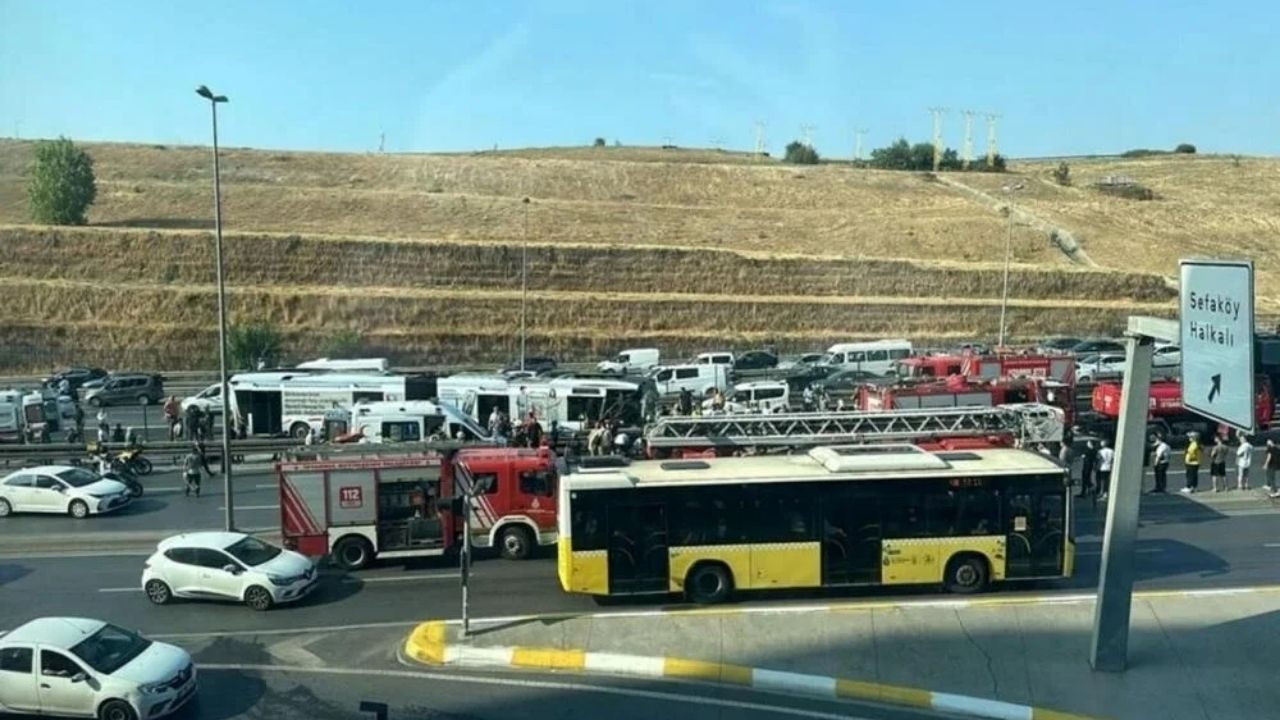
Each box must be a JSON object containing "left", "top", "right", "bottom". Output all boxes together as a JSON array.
[{"left": 403, "top": 586, "right": 1280, "bottom": 720}]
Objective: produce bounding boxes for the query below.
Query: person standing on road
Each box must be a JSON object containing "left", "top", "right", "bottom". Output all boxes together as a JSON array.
[
  {"left": 1151, "top": 434, "right": 1171, "bottom": 493},
  {"left": 1265, "top": 439, "right": 1280, "bottom": 495},
  {"left": 1210, "top": 435, "right": 1229, "bottom": 492},
  {"left": 183, "top": 444, "right": 210, "bottom": 497},
  {"left": 1236, "top": 435, "right": 1254, "bottom": 491},
  {"left": 72, "top": 403, "right": 84, "bottom": 441},
  {"left": 97, "top": 413, "right": 110, "bottom": 444},
  {"left": 1077, "top": 440, "right": 1097, "bottom": 498},
  {"left": 163, "top": 395, "right": 180, "bottom": 441},
  {"left": 1096, "top": 439, "right": 1115, "bottom": 500},
  {"left": 1182, "top": 433, "right": 1202, "bottom": 494}
]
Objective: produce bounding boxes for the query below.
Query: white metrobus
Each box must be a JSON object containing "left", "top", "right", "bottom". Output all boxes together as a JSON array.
[
  {"left": 230, "top": 372, "right": 435, "bottom": 438},
  {"left": 437, "top": 374, "right": 649, "bottom": 432}
]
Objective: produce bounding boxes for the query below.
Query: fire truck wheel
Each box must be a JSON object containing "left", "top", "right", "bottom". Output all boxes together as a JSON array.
[
  {"left": 497, "top": 525, "right": 534, "bottom": 560},
  {"left": 334, "top": 536, "right": 372, "bottom": 570},
  {"left": 944, "top": 554, "right": 989, "bottom": 594}
]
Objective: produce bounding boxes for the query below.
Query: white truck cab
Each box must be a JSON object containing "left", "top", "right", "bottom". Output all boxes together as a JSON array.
[{"left": 597, "top": 348, "right": 660, "bottom": 375}]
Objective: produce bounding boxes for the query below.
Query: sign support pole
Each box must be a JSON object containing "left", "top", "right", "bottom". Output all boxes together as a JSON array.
[
  {"left": 1090, "top": 332, "right": 1154, "bottom": 672},
  {"left": 458, "top": 465, "right": 473, "bottom": 640}
]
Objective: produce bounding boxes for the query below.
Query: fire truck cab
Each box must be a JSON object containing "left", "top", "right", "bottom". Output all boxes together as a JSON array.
[{"left": 278, "top": 447, "right": 558, "bottom": 570}]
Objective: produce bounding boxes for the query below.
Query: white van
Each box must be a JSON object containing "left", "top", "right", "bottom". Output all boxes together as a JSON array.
[
  {"left": 328, "top": 400, "right": 488, "bottom": 443},
  {"left": 703, "top": 381, "right": 790, "bottom": 414},
  {"left": 820, "top": 340, "right": 912, "bottom": 376},
  {"left": 695, "top": 351, "right": 735, "bottom": 366},
  {"left": 597, "top": 348, "right": 660, "bottom": 375},
  {"left": 650, "top": 364, "right": 730, "bottom": 397}
]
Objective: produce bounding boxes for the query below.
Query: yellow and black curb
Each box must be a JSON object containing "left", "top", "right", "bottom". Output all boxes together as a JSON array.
[{"left": 404, "top": 620, "right": 1102, "bottom": 720}]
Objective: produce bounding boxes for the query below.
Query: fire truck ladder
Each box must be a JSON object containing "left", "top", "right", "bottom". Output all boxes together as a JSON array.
[{"left": 645, "top": 404, "right": 1063, "bottom": 450}]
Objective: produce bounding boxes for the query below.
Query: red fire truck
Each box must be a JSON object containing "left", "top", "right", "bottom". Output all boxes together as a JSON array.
[
  {"left": 1084, "top": 377, "right": 1274, "bottom": 440},
  {"left": 896, "top": 352, "right": 1074, "bottom": 384},
  {"left": 278, "top": 446, "right": 558, "bottom": 570}
]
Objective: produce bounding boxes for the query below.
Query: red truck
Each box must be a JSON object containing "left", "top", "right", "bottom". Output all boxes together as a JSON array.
[
  {"left": 896, "top": 352, "right": 1074, "bottom": 385},
  {"left": 1085, "top": 377, "right": 1274, "bottom": 440},
  {"left": 278, "top": 446, "right": 558, "bottom": 570}
]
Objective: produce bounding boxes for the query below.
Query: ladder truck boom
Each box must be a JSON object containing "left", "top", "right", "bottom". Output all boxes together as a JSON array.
[{"left": 645, "top": 404, "right": 1063, "bottom": 451}]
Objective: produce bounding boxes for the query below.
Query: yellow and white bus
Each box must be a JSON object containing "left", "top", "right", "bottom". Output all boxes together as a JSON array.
[{"left": 557, "top": 445, "right": 1073, "bottom": 603}]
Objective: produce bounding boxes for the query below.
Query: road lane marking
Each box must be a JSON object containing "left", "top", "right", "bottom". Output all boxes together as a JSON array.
[
  {"left": 217, "top": 504, "right": 279, "bottom": 511},
  {"left": 255, "top": 484, "right": 277, "bottom": 489},
  {"left": 1265, "top": 543, "right": 1280, "bottom": 548},
  {"left": 201, "top": 663, "right": 869, "bottom": 720},
  {"left": 347, "top": 573, "right": 460, "bottom": 584},
  {"left": 99, "top": 587, "right": 142, "bottom": 593}
]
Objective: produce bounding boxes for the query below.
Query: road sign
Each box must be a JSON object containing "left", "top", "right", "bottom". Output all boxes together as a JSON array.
[{"left": 1179, "top": 259, "right": 1255, "bottom": 432}]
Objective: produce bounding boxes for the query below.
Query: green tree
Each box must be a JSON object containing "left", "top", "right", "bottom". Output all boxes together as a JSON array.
[
  {"left": 228, "top": 322, "right": 283, "bottom": 370},
  {"left": 593, "top": 137, "right": 606, "bottom": 147},
  {"left": 784, "top": 140, "right": 820, "bottom": 164},
  {"left": 869, "top": 138, "right": 914, "bottom": 170},
  {"left": 938, "top": 148, "right": 962, "bottom": 171},
  {"left": 28, "top": 137, "right": 97, "bottom": 225},
  {"left": 325, "top": 328, "right": 365, "bottom": 358},
  {"left": 909, "top": 143, "right": 935, "bottom": 171},
  {"left": 1175, "top": 143, "right": 1196, "bottom": 154}
]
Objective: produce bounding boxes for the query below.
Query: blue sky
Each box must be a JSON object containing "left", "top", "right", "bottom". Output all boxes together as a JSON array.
[{"left": 2, "top": 1, "right": 1276, "bottom": 157}]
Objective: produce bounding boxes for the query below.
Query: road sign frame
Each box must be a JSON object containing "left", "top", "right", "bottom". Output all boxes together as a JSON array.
[{"left": 1179, "top": 258, "right": 1256, "bottom": 433}]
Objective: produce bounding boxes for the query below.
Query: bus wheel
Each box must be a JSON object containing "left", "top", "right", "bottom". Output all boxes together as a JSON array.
[
  {"left": 334, "top": 536, "right": 372, "bottom": 570},
  {"left": 944, "top": 554, "right": 989, "bottom": 594},
  {"left": 498, "top": 525, "right": 534, "bottom": 560},
  {"left": 685, "top": 563, "right": 732, "bottom": 604}
]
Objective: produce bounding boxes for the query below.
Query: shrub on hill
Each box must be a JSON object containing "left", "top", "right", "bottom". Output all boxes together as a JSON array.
[
  {"left": 28, "top": 137, "right": 97, "bottom": 225},
  {"left": 784, "top": 141, "right": 820, "bottom": 164}
]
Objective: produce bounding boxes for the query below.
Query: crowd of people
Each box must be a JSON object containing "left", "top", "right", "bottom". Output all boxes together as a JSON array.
[{"left": 1057, "top": 429, "right": 1280, "bottom": 501}]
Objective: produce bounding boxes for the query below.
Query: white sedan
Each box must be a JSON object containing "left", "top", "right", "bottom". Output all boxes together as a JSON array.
[
  {"left": 0, "top": 617, "right": 196, "bottom": 720},
  {"left": 0, "top": 466, "right": 131, "bottom": 519},
  {"left": 142, "top": 532, "right": 319, "bottom": 611},
  {"left": 1075, "top": 353, "right": 1127, "bottom": 383}
]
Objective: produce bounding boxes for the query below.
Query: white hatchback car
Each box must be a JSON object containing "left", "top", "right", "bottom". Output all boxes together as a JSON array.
[
  {"left": 142, "top": 532, "right": 319, "bottom": 611},
  {"left": 0, "top": 617, "right": 196, "bottom": 720},
  {"left": 0, "top": 466, "right": 131, "bottom": 519}
]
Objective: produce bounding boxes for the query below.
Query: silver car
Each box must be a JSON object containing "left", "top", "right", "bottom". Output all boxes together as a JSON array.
[{"left": 84, "top": 374, "right": 165, "bottom": 407}]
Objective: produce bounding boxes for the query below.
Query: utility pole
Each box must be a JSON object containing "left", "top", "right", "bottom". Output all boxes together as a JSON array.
[
  {"left": 378, "top": 132, "right": 385, "bottom": 153},
  {"left": 195, "top": 85, "right": 235, "bottom": 532},
  {"left": 999, "top": 182, "right": 1024, "bottom": 347},
  {"left": 457, "top": 462, "right": 475, "bottom": 639},
  {"left": 985, "top": 113, "right": 1001, "bottom": 166},
  {"left": 962, "top": 110, "right": 975, "bottom": 170},
  {"left": 854, "top": 128, "right": 868, "bottom": 163},
  {"left": 928, "top": 107, "right": 947, "bottom": 172},
  {"left": 520, "top": 197, "right": 530, "bottom": 372},
  {"left": 800, "top": 124, "right": 815, "bottom": 148},
  {"left": 753, "top": 121, "right": 766, "bottom": 155}
]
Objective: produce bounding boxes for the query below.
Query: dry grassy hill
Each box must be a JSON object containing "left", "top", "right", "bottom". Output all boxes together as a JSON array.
[{"left": 0, "top": 139, "right": 1272, "bottom": 372}]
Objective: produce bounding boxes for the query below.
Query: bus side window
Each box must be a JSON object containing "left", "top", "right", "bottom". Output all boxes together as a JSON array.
[
  {"left": 881, "top": 492, "right": 926, "bottom": 538},
  {"left": 750, "top": 489, "right": 816, "bottom": 543},
  {"left": 570, "top": 493, "right": 605, "bottom": 550},
  {"left": 924, "top": 491, "right": 958, "bottom": 536},
  {"left": 954, "top": 490, "right": 1000, "bottom": 536},
  {"left": 382, "top": 421, "right": 421, "bottom": 442}
]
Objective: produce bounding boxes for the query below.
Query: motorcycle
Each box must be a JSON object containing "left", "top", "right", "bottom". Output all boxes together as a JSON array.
[
  {"left": 90, "top": 450, "right": 145, "bottom": 497},
  {"left": 116, "top": 447, "right": 153, "bottom": 476}
]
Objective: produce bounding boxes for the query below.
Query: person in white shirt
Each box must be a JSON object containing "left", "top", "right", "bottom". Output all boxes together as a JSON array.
[
  {"left": 1236, "top": 435, "right": 1254, "bottom": 491},
  {"left": 1096, "top": 439, "right": 1115, "bottom": 500},
  {"left": 1151, "top": 434, "right": 1172, "bottom": 493}
]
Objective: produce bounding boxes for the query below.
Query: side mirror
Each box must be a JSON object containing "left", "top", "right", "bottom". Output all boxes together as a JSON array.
[
  {"left": 70, "top": 672, "right": 87, "bottom": 683},
  {"left": 222, "top": 564, "right": 241, "bottom": 575}
]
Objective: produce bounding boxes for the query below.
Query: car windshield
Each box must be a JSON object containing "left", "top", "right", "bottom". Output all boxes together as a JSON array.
[
  {"left": 225, "top": 535, "right": 283, "bottom": 566},
  {"left": 56, "top": 467, "right": 101, "bottom": 488},
  {"left": 70, "top": 624, "right": 151, "bottom": 675}
]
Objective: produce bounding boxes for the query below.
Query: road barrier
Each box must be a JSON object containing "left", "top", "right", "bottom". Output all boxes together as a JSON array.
[{"left": 0, "top": 438, "right": 299, "bottom": 469}]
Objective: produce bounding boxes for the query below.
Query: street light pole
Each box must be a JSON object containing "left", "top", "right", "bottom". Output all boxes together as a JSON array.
[
  {"left": 196, "top": 85, "right": 235, "bottom": 532},
  {"left": 520, "top": 197, "right": 530, "bottom": 372},
  {"left": 998, "top": 182, "right": 1024, "bottom": 348}
]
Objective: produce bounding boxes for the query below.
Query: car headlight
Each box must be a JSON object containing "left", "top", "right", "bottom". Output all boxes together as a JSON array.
[
  {"left": 267, "top": 574, "right": 293, "bottom": 586},
  {"left": 139, "top": 681, "right": 170, "bottom": 695}
]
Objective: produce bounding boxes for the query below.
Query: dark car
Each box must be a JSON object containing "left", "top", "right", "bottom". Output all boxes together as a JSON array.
[
  {"left": 1038, "top": 337, "right": 1084, "bottom": 353},
  {"left": 734, "top": 351, "right": 779, "bottom": 371},
  {"left": 815, "top": 369, "right": 898, "bottom": 393},
  {"left": 1070, "top": 339, "right": 1125, "bottom": 355},
  {"left": 44, "top": 366, "right": 108, "bottom": 392},
  {"left": 502, "top": 356, "right": 558, "bottom": 375},
  {"left": 82, "top": 373, "right": 165, "bottom": 407}
]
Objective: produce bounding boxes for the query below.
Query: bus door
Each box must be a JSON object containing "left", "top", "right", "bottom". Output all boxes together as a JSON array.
[
  {"left": 1005, "top": 483, "right": 1065, "bottom": 577},
  {"left": 821, "top": 493, "right": 881, "bottom": 585},
  {"left": 238, "top": 389, "right": 282, "bottom": 435},
  {"left": 606, "top": 503, "right": 668, "bottom": 594}
]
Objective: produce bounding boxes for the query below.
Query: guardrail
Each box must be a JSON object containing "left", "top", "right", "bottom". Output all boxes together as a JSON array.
[{"left": 0, "top": 439, "right": 299, "bottom": 469}]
